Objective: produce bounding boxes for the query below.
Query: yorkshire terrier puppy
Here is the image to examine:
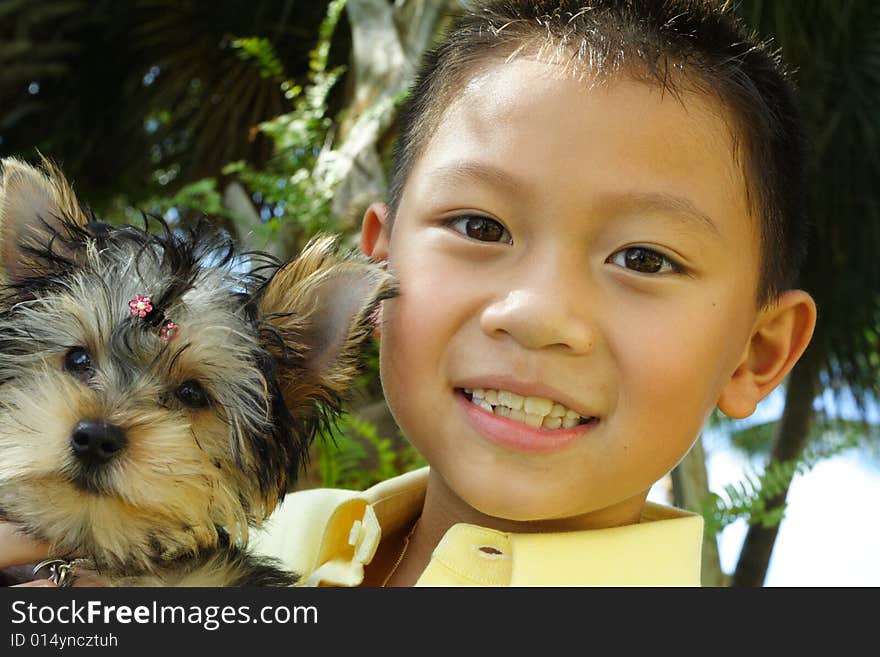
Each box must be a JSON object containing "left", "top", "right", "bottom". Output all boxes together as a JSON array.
[{"left": 0, "top": 157, "right": 394, "bottom": 586}]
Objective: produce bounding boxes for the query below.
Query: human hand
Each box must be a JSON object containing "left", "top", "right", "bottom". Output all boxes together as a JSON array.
[{"left": 0, "top": 520, "right": 55, "bottom": 587}]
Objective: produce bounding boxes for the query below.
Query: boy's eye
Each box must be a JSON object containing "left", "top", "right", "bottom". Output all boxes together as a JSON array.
[
  {"left": 608, "top": 247, "right": 681, "bottom": 274},
  {"left": 175, "top": 381, "right": 210, "bottom": 409},
  {"left": 445, "top": 215, "right": 512, "bottom": 244},
  {"left": 64, "top": 347, "right": 94, "bottom": 378}
]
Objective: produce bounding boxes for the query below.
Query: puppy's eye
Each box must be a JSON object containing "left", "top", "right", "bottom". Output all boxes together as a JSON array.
[
  {"left": 64, "top": 348, "right": 93, "bottom": 377},
  {"left": 175, "top": 380, "right": 210, "bottom": 409}
]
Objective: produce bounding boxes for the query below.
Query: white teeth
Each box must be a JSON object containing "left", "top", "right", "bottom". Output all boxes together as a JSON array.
[
  {"left": 465, "top": 387, "right": 591, "bottom": 430},
  {"left": 523, "top": 396, "right": 553, "bottom": 416},
  {"left": 524, "top": 412, "right": 543, "bottom": 428},
  {"left": 549, "top": 403, "right": 566, "bottom": 418},
  {"left": 497, "top": 390, "right": 524, "bottom": 410}
]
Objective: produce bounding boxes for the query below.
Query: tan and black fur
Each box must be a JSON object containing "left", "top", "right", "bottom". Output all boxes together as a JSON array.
[{"left": 0, "top": 157, "right": 395, "bottom": 586}]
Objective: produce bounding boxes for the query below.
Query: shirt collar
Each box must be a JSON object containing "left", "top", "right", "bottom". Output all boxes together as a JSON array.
[{"left": 310, "top": 467, "right": 703, "bottom": 586}]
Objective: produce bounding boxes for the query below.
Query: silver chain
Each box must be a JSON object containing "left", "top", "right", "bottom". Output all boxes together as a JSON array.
[{"left": 32, "top": 558, "right": 79, "bottom": 587}]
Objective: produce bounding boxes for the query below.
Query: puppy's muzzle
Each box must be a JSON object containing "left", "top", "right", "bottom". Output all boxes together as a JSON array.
[{"left": 70, "top": 420, "right": 127, "bottom": 465}]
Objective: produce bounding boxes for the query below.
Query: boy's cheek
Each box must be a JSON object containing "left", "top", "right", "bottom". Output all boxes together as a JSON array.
[
  {"left": 622, "top": 323, "right": 747, "bottom": 422},
  {"left": 382, "top": 292, "right": 441, "bottom": 344},
  {"left": 383, "top": 258, "right": 472, "bottom": 338},
  {"left": 379, "top": 296, "right": 440, "bottom": 381}
]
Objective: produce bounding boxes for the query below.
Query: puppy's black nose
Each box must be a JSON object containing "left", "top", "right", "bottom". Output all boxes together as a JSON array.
[{"left": 70, "top": 421, "right": 127, "bottom": 465}]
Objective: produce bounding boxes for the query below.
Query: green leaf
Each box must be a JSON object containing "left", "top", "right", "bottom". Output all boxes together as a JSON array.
[{"left": 702, "top": 428, "right": 860, "bottom": 538}]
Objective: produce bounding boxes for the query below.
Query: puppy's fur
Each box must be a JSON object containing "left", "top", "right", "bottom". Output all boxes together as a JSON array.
[{"left": 0, "top": 157, "right": 394, "bottom": 586}]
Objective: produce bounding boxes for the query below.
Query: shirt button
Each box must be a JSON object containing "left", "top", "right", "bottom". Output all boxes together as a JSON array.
[{"left": 347, "top": 505, "right": 380, "bottom": 564}]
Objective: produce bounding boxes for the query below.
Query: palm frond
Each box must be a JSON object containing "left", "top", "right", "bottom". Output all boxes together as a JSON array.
[{"left": 738, "top": 0, "right": 880, "bottom": 413}]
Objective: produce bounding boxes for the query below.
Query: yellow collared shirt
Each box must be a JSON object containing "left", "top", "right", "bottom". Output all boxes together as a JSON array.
[{"left": 250, "top": 467, "right": 703, "bottom": 587}]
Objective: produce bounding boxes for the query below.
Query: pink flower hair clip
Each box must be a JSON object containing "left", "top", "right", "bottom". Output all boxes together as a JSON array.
[
  {"left": 159, "top": 321, "right": 178, "bottom": 342},
  {"left": 128, "top": 294, "right": 153, "bottom": 318},
  {"left": 129, "top": 294, "right": 179, "bottom": 342}
]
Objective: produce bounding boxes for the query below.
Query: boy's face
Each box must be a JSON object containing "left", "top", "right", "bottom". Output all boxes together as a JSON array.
[{"left": 371, "top": 58, "right": 764, "bottom": 524}]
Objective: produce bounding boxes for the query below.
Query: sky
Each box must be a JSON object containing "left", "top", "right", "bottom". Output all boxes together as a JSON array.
[
  {"left": 712, "top": 448, "right": 879, "bottom": 586},
  {"left": 648, "top": 387, "right": 880, "bottom": 586}
]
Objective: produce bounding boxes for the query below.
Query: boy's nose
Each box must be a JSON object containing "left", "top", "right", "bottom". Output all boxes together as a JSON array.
[{"left": 480, "top": 286, "right": 596, "bottom": 354}]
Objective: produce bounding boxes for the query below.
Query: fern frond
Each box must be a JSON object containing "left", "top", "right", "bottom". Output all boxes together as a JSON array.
[
  {"left": 316, "top": 412, "right": 424, "bottom": 491},
  {"left": 702, "top": 429, "right": 859, "bottom": 538},
  {"left": 221, "top": 0, "right": 350, "bottom": 246}
]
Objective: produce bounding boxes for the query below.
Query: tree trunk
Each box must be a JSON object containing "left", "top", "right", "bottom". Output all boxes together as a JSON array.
[
  {"left": 671, "top": 435, "right": 727, "bottom": 587},
  {"left": 730, "top": 348, "right": 821, "bottom": 587},
  {"left": 324, "top": 0, "right": 454, "bottom": 228}
]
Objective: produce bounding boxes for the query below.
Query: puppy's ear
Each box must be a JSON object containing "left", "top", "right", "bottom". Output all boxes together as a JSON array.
[
  {"left": 256, "top": 234, "right": 396, "bottom": 415},
  {"left": 0, "top": 156, "right": 90, "bottom": 284}
]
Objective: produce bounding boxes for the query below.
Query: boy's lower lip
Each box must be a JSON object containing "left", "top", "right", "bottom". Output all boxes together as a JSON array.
[{"left": 454, "top": 389, "right": 596, "bottom": 453}]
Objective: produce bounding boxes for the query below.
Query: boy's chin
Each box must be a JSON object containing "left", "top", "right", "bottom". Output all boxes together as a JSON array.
[{"left": 458, "top": 479, "right": 570, "bottom": 524}]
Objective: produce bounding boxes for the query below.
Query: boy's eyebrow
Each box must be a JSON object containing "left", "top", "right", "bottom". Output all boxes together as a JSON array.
[
  {"left": 428, "top": 161, "right": 525, "bottom": 196},
  {"left": 609, "top": 191, "right": 722, "bottom": 238}
]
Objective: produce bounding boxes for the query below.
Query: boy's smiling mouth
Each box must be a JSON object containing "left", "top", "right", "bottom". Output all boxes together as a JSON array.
[
  {"left": 459, "top": 388, "right": 598, "bottom": 430},
  {"left": 454, "top": 386, "right": 599, "bottom": 454}
]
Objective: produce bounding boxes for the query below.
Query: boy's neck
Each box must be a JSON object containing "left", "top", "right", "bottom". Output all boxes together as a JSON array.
[{"left": 383, "top": 469, "right": 650, "bottom": 587}]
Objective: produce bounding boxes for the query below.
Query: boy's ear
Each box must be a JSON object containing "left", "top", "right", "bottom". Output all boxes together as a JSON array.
[
  {"left": 360, "top": 202, "right": 391, "bottom": 262},
  {"left": 359, "top": 202, "right": 392, "bottom": 338},
  {"left": 0, "top": 156, "right": 89, "bottom": 284},
  {"left": 256, "top": 234, "right": 396, "bottom": 415},
  {"left": 717, "top": 290, "right": 818, "bottom": 419}
]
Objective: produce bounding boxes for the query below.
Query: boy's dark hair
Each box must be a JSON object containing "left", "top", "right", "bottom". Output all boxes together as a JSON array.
[{"left": 387, "top": 0, "right": 807, "bottom": 306}]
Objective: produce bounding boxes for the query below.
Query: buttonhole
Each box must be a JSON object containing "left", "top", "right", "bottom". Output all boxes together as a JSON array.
[{"left": 476, "top": 545, "right": 506, "bottom": 560}]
